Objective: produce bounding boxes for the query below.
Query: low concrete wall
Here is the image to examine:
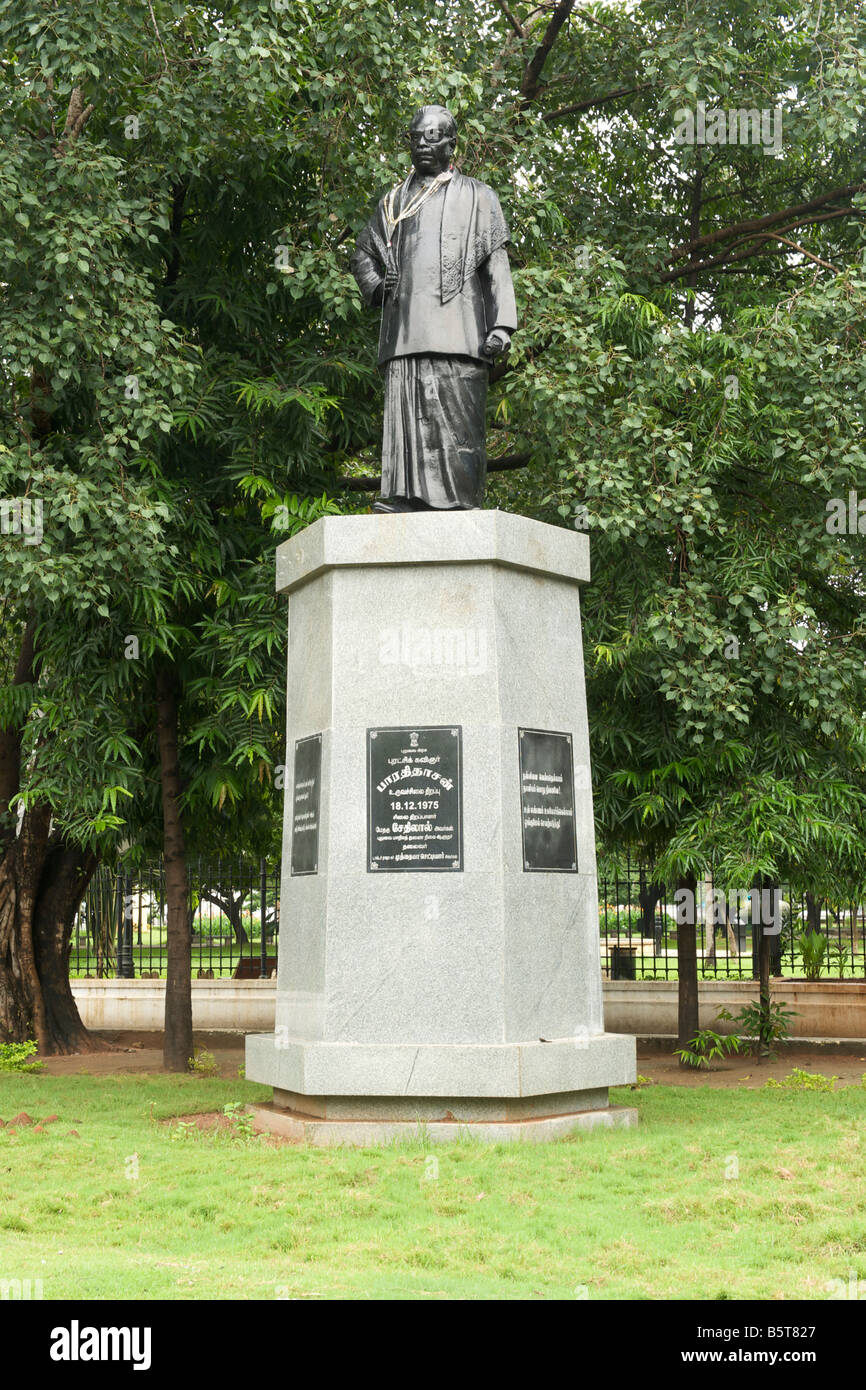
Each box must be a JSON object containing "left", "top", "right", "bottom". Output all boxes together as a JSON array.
[
  {"left": 72, "top": 977, "right": 866, "bottom": 1039},
  {"left": 603, "top": 979, "right": 866, "bottom": 1040},
  {"left": 72, "top": 979, "right": 277, "bottom": 1032}
]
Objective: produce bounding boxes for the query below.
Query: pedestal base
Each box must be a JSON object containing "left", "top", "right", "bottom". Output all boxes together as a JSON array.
[
  {"left": 246, "top": 512, "right": 638, "bottom": 1130},
  {"left": 248, "top": 1100, "right": 638, "bottom": 1147},
  {"left": 246, "top": 1030, "right": 636, "bottom": 1097}
]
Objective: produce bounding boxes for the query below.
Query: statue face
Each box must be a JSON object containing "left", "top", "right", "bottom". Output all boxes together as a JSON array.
[{"left": 407, "top": 114, "right": 455, "bottom": 176}]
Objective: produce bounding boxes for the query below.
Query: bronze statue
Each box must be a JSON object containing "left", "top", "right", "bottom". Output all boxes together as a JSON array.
[{"left": 351, "top": 105, "right": 517, "bottom": 512}]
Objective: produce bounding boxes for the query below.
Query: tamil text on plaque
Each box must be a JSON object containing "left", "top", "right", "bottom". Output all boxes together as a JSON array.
[
  {"left": 519, "top": 728, "right": 578, "bottom": 872},
  {"left": 290, "top": 733, "right": 322, "bottom": 876},
  {"left": 367, "top": 726, "right": 463, "bottom": 872}
]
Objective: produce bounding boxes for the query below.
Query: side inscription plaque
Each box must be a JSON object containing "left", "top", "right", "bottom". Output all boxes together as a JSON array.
[
  {"left": 290, "top": 733, "right": 322, "bottom": 876},
  {"left": 367, "top": 726, "right": 463, "bottom": 872},
  {"left": 519, "top": 728, "right": 578, "bottom": 873}
]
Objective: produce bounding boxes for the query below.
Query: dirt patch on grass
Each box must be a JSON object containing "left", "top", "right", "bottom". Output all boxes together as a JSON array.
[
  {"left": 32, "top": 1031, "right": 866, "bottom": 1091},
  {"left": 38, "top": 1032, "right": 246, "bottom": 1078},
  {"left": 164, "top": 1110, "right": 238, "bottom": 1133},
  {"left": 634, "top": 1042, "right": 866, "bottom": 1089},
  {"left": 164, "top": 1110, "right": 296, "bottom": 1146}
]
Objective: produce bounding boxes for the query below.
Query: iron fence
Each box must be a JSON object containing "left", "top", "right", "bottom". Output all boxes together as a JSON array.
[
  {"left": 599, "top": 858, "right": 866, "bottom": 981},
  {"left": 72, "top": 856, "right": 866, "bottom": 983},
  {"left": 71, "top": 858, "right": 280, "bottom": 979}
]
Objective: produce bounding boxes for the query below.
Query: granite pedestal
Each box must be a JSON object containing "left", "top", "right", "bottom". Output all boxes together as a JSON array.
[{"left": 245, "top": 510, "right": 636, "bottom": 1143}]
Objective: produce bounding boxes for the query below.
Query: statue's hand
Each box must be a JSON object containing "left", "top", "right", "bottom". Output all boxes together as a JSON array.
[
  {"left": 482, "top": 328, "right": 511, "bottom": 359},
  {"left": 383, "top": 266, "right": 399, "bottom": 292}
]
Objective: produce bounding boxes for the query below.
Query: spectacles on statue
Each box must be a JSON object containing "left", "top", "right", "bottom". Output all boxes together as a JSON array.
[{"left": 407, "top": 130, "right": 452, "bottom": 148}]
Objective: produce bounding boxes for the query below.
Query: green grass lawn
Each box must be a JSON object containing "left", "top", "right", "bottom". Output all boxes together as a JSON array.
[{"left": 1, "top": 1071, "right": 865, "bottom": 1300}]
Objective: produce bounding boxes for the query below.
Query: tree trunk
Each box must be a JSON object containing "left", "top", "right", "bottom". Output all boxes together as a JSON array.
[
  {"left": 677, "top": 870, "right": 699, "bottom": 1058},
  {"left": 157, "top": 665, "right": 192, "bottom": 1072},
  {"left": 200, "top": 889, "right": 250, "bottom": 946},
  {"left": 6, "top": 804, "right": 50, "bottom": 1050},
  {"left": 0, "top": 619, "right": 36, "bottom": 832},
  {"left": 0, "top": 848, "right": 32, "bottom": 1043},
  {"left": 636, "top": 879, "right": 664, "bottom": 935},
  {"left": 757, "top": 926, "right": 772, "bottom": 1057},
  {"left": 701, "top": 874, "right": 716, "bottom": 962},
  {"left": 724, "top": 901, "right": 739, "bottom": 956},
  {"left": 755, "top": 877, "right": 776, "bottom": 1060},
  {"left": 804, "top": 890, "right": 823, "bottom": 935},
  {"left": 33, "top": 838, "right": 107, "bottom": 1053},
  {"left": 0, "top": 620, "right": 40, "bottom": 1043},
  {"left": 0, "top": 816, "right": 106, "bottom": 1052}
]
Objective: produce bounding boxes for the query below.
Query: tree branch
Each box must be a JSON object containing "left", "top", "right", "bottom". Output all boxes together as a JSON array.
[
  {"left": 494, "top": 0, "right": 525, "bottom": 37},
  {"left": 666, "top": 183, "right": 866, "bottom": 265},
  {"left": 56, "top": 87, "right": 95, "bottom": 155},
  {"left": 162, "top": 178, "right": 189, "bottom": 290},
  {"left": 146, "top": 0, "right": 171, "bottom": 69},
  {"left": 489, "top": 451, "right": 532, "bottom": 472},
  {"left": 764, "top": 235, "right": 840, "bottom": 273},
  {"left": 520, "top": 0, "right": 576, "bottom": 103},
  {"left": 683, "top": 160, "right": 703, "bottom": 329},
  {"left": 660, "top": 208, "right": 858, "bottom": 283},
  {"left": 339, "top": 452, "right": 532, "bottom": 493},
  {"left": 544, "top": 85, "right": 645, "bottom": 121}
]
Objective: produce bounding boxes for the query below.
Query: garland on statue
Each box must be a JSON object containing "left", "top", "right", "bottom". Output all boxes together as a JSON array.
[{"left": 382, "top": 168, "right": 453, "bottom": 279}]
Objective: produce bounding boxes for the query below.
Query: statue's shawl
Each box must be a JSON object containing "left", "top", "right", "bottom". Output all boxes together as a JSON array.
[{"left": 354, "top": 171, "right": 510, "bottom": 304}]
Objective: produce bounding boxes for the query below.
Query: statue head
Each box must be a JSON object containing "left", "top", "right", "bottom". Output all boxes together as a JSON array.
[{"left": 406, "top": 105, "right": 457, "bottom": 177}]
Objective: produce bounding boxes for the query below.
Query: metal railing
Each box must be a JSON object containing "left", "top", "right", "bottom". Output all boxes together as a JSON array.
[
  {"left": 72, "top": 856, "right": 866, "bottom": 983},
  {"left": 598, "top": 860, "right": 866, "bottom": 981},
  {"left": 71, "top": 858, "right": 280, "bottom": 979}
]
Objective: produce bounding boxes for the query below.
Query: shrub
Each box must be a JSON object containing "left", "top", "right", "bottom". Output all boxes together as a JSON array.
[
  {"left": 719, "top": 1001, "right": 796, "bottom": 1058},
  {"left": 188, "top": 1048, "right": 219, "bottom": 1077},
  {"left": 674, "top": 1027, "right": 742, "bottom": 1069},
  {"left": 0, "top": 1041, "right": 43, "bottom": 1073},
  {"left": 764, "top": 1069, "right": 838, "bottom": 1092},
  {"left": 797, "top": 930, "right": 828, "bottom": 981}
]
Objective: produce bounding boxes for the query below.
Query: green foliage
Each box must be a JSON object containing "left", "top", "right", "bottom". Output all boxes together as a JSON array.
[
  {"left": 168, "top": 1120, "right": 199, "bottom": 1143},
  {"left": 2, "top": 0, "right": 866, "bottom": 909},
  {"left": 719, "top": 1001, "right": 797, "bottom": 1058},
  {"left": 675, "top": 1027, "right": 741, "bottom": 1069},
  {"left": 797, "top": 931, "right": 828, "bottom": 982},
  {"left": 0, "top": 1040, "right": 43, "bottom": 1073},
  {"left": 827, "top": 941, "right": 851, "bottom": 979},
  {"left": 187, "top": 1048, "right": 219, "bottom": 1077},
  {"left": 598, "top": 906, "right": 644, "bottom": 935},
  {"left": 764, "top": 1069, "right": 838, "bottom": 1092},
  {"left": 222, "top": 1101, "right": 256, "bottom": 1141}
]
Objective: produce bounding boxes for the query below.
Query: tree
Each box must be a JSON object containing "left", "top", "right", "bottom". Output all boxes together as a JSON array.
[
  {"left": 1, "top": 0, "right": 372, "bottom": 1059},
  {"left": 471, "top": 0, "right": 866, "bottom": 1047},
  {"left": 0, "top": 17, "right": 197, "bottom": 1049},
  {"left": 4, "top": 0, "right": 866, "bottom": 1064}
]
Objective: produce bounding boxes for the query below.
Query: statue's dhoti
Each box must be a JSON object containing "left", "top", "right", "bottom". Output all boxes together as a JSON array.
[{"left": 381, "top": 355, "right": 488, "bottom": 510}]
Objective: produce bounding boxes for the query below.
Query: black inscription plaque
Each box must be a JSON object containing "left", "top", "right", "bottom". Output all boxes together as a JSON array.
[
  {"left": 519, "top": 728, "right": 578, "bottom": 873},
  {"left": 290, "top": 733, "right": 322, "bottom": 876},
  {"left": 367, "top": 726, "right": 462, "bottom": 872}
]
